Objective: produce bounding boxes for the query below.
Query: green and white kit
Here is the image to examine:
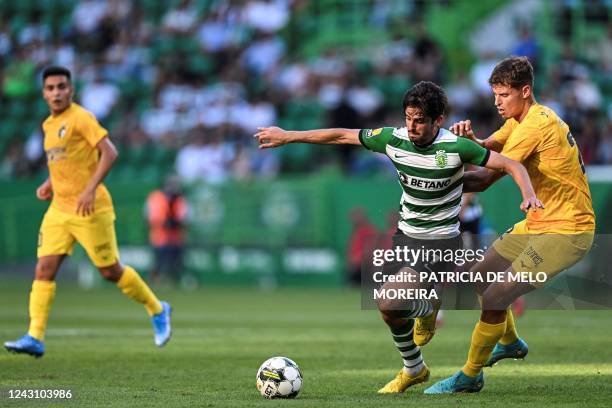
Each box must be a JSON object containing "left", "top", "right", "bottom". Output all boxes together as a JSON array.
[{"left": 359, "top": 127, "right": 490, "bottom": 239}]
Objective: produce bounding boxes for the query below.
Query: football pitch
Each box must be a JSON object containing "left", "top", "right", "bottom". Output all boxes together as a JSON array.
[{"left": 1, "top": 282, "right": 612, "bottom": 407}]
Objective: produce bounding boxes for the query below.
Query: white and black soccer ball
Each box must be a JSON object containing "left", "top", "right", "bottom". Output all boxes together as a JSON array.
[{"left": 256, "top": 356, "right": 303, "bottom": 399}]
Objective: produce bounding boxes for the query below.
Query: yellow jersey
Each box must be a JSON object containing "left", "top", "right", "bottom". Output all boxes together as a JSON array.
[
  {"left": 43, "top": 103, "right": 113, "bottom": 214},
  {"left": 493, "top": 103, "right": 595, "bottom": 233}
]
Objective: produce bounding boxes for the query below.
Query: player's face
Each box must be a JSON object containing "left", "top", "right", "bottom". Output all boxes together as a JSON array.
[
  {"left": 43, "top": 75, "right": 73, "bottom": 114},
  {"left": 491, "top": 83, "right": 531, "bottom": 120},
  {"left": 405, "top": 107, "right": 442, "bottom": 145}
]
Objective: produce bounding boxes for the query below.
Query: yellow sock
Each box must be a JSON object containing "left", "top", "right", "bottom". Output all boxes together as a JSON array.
[
  {"left": 462, "top": 319, "right": 506, "bottom": 377},
  {"left": 499, "top": 308, "right": 519, "bottom": 345},
  {"left": 116, "top": 265, "right": 162, "bottom": 316},
  {"left": 476, "top": 294, "right": 518, "bottom": 345},
  {"left": 28, "top": 280, "right": 56, "bottom": 341}
]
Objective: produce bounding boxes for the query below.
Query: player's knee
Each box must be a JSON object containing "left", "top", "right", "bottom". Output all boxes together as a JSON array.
[
  {"left": 35, "top": 260, "right": 58, "bottom": 280},
  {"left": 481, "top": 291, "right": 508, "bottom": 311},
  {"left": 98, "top": 263, "right": 123, "bottom": 282},
  {"left": 481, "top": 309, "right": 506, "bottom": 324},
  {"left": 376, "top": 296, "right": 395, "bottom": 315},
  {"left": 379, "top": 309, "right": 402, "bottom": 328}
]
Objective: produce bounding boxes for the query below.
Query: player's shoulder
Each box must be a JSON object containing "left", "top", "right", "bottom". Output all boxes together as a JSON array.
[
  {"left": 42, "top": 114, "right": 53, "bottom": 127},
  {"left": 434, "top": 128, "right": 458, "bottom": 144},
  {"left": 435, "top": 128, "right": 473, "bottom": 151},
  {"left": 390, "top": 127, "right": 408, "bottom": 140},
  {"left": 70, "top": 103, "right": 97, "bottom": 121},
  {"left": 522, "top": 103, "right": 559, "bottom": 130}
]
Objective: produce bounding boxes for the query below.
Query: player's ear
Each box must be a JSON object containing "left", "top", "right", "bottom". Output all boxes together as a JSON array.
[
  {"left": 434, "top": 115, "right": 444, "bottom": 128},
  {"left": 521, "top": 84, "right": 532, "bottom": 100}
]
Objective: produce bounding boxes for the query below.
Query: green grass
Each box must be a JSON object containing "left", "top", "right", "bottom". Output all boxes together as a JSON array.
[{"left": 1, "top": 282, "right": 612, "bottom": 407}]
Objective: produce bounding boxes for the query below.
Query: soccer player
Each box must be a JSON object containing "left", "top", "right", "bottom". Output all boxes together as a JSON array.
[
  {"left": 255, "top": 81, "right": 542, "bottom": 393},
  {"left": 4, "top": 66, "right": 172, "bottom": 358},
  {"left": 425, "top": 57, "right": 595, "bottom": 393}
]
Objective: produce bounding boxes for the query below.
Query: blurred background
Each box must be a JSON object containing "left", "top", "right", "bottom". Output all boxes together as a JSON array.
[{"left": 0, "top": 0, "right": 610, "bottom": 288}]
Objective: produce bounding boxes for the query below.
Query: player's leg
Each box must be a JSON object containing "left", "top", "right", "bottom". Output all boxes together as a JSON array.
[
  {"left": 413, "top": 235, "right": 463, "bottom": 346},
  {"left": 98, "top": 261, "right": 172, "bottom": 347},
  {"left": 424, "top": 275, "right": 532, "bottom": 394},
  {"left": 5, "top": 208, "right": 74, "bottom": 357},
  {"left": 473, "top": 222, "right": 533, "bottom": 350},
  {"left": 462, "top": 278, "right": 535, "bottom": 376},
  {"left": 72, "top": 211, "right": 172, "bottom": 347},
  {"left": 377, "top": 267, "right": 433, "bottom": 393},
  {"left": 28, "top": 255, "right": 65, "bottom": 340},
  {"left": 477, "top": 250, "right": 529, "bottom": 367},
  {"left": 485, "top": 230, "right": 593, "bottom": 366},
  {"left": 469, "top": 244, "right": 523, "bottom": 347},
  {"left": 424, "top": 240, "right": 526, "bottom": 395},
  {"left": 97, "top": 262, "right": 162, "bottom": 315},
  {"left": 4, "top": 256, "right": 66, "bottom": 357}
]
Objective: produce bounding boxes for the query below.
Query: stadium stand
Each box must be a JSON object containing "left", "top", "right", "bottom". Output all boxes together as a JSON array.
[{"left": 0, "top": 0, "right": 610, "bottom": 183}]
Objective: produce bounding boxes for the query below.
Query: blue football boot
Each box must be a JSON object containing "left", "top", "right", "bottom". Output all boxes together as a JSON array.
[
  {"left": 485, "top": 338, "right": 528, "bottom": 367},
  {"left": 152, "top": 301, "right": 172, "bottom": 347},
  {"left": 4, "top": 334, "right": 45, "bottom": 358},
  {"left": 424, "top": 370, "right": 484, "bottom": 394}
]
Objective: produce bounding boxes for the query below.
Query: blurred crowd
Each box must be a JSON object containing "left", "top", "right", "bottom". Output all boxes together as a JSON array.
[{"left": 1, "top": 0, "right": 610, "bottom": 181}]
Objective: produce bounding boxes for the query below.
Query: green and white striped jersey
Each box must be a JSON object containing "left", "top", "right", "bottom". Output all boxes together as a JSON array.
[{"left": 359, "top": 127, "right": 490, "bottom": 239}]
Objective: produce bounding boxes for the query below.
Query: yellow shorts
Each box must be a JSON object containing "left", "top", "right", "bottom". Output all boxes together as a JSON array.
[
  {"left": 37, "top": 206, "right": 120, "bottom": 267},
  {"left": 492, "top": 220, "right": 594, "bottom": 287}
]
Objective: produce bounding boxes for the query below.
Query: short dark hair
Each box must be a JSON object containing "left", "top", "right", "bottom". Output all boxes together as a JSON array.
[
  {"left": 488, "top": 56, "right": 534, "bottom": 89},
  {"left": 402, "top": 81, "right": 448, "bottom": 120},
  {"left": 42, "top": 66, "right": 71, "bottom": 82}
]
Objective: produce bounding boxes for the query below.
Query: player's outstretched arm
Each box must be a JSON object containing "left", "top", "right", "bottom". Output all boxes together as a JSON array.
[
  {"left": 450, "top": 120, "right": 504, "bottom": 152},
  {"left": 484, "top": 151, "right": 544, "bottom": 213},
  {"left": 76, "top": 137, "right": 118, "bottom": 216},
  {"left": 254, "top": 126, "right": 360, "bottom": 149},
  {"left": 36, "top": 178, "right": 53, "bottom": 201}
]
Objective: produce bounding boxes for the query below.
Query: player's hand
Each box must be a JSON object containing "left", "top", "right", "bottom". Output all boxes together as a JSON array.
[
  {"left": 450, "top": 120, "right": 476, "bottom": 141},
  {"left": 254, "top": 126, "right": 289, "bottom": 149},
  {"left": 520, "top": 196, "right": 545, "bottom": 213},
  {"left": 36, "top": 181, "right": 53, "bottom": 201},
  {"left": 76, "top": 189, "right": 96, "bottom": 216}
]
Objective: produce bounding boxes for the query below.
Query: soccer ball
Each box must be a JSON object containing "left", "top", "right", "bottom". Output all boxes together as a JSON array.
[{"left": 256, "top": 356, "right": 303, "bottom": 399}]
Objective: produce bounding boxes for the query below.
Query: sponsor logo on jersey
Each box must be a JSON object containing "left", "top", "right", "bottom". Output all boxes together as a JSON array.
[
  {"left": 435, "top": 150, "right": 448, "bottom": 168},
  {"left": 46, "top": 147, "right": 67, "bottom": 162},
  {"left": 398, "top": 171, "right": 452, "bottom": 190}
]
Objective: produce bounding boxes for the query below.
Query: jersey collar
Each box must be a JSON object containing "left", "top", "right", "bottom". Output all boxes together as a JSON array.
[{"left": 412, "top": 127, "right": 443, "bottom": 150}]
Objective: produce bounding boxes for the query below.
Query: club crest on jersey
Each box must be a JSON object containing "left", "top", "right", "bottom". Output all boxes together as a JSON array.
[
  {"left": 435, "top": 150, "right": 447, "bottom": 168},
  {"left": 58, "top": 124, "right": 67, "bottom": 138}
]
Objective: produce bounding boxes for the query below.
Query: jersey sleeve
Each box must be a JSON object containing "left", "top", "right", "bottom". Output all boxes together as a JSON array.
[
  {"left": 78, "top": 109, "right": 109, "bottom": 147},
  {"left": 491, "top": 119, "right": 517, "bottom": 145},
  {"left": 358, "top": 127, "right": 395, "bottom": 154},
  {"left": 457, "top": 137, "right": 491, "bottom": 166},
  {"left": 500, "top": 123, "right": 540, "bottom": 163}
]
